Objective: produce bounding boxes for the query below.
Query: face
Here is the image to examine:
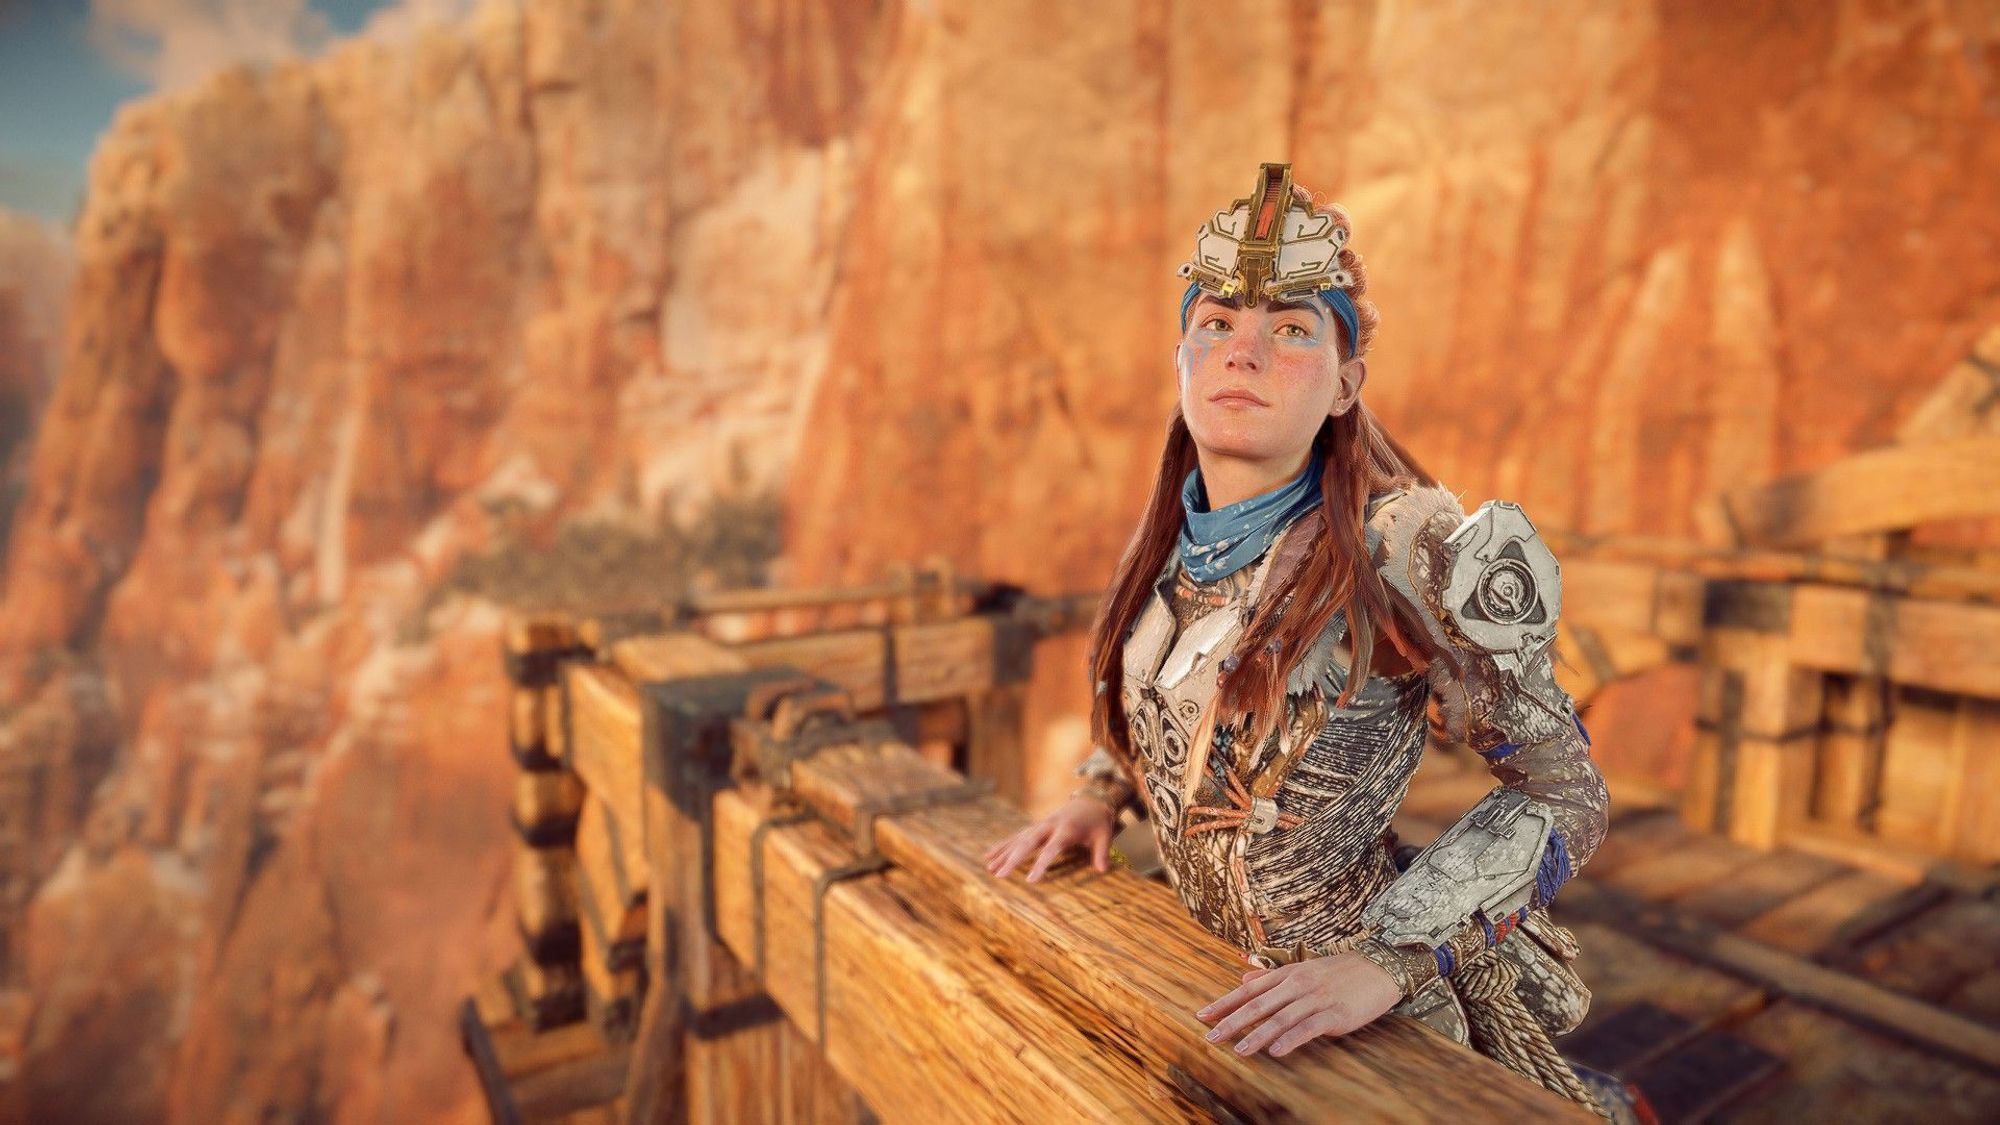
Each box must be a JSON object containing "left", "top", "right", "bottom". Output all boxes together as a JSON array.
[{"left": 1175, "top": 294, "right": 1366, "bottom": 463}]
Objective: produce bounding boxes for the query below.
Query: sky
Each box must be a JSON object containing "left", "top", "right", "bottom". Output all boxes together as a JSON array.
[{"left": 0, "top": 0, "right": 419, "bottom": 224}]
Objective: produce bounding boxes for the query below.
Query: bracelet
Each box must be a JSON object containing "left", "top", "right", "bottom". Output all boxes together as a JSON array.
[
  {"left": 1069, "top": 776, "right": 1132, "bottom": 813},
  {"left": 1353, "top": 936, "right": 1430, "bottom": 1002}
]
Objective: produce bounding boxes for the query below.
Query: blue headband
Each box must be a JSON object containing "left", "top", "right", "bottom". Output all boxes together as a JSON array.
[{"left": 1178, "top": 281, "right": 1360, "bottom": 359}]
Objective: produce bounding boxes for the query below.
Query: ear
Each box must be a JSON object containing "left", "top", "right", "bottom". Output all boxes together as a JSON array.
[{"left": 1331, "top": 357, "right": 1368, "bottom": 416}]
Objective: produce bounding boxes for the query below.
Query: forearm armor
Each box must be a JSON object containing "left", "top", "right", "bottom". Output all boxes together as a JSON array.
[
  {"left": 1360, "top": 787, "right": 1555, "bottom": 949},
  {"left": 1071, "top": 744, "right": 1140, "bottom": 817}
]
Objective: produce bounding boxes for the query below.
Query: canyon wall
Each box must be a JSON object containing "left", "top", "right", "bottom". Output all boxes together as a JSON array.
[{"left": 2, "top": 1, "right": 1996, "bottom": 1120}]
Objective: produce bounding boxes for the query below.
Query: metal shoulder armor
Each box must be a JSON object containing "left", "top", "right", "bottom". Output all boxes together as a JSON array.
[
  {"left": 1361, "top": 787, "right": 1556, "bottom": 949},
  {"left": 1440, "top": 499, "right": 1562, "bottom": 675},
  {"left": 1374, "top": 490, "right": 1576, "bottom": 747}
]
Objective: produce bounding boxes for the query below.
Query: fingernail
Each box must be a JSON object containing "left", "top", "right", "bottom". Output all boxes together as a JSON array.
[
  {"left": 1204, "top": 1030, "right": 1220, "bottom": 1042},
  {"left": 1235, "top": 1040, "right": 1253, "bottom": 1054}
]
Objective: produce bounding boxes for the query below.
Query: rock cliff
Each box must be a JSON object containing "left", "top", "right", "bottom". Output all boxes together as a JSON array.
[{"left": 3, "top": 1, "right": 1997, "bottom": 1120}]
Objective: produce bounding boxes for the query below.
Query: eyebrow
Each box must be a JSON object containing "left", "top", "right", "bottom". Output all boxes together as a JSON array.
[{"left": 1195, "top": 295, "right": 1326, "bottom": 321}]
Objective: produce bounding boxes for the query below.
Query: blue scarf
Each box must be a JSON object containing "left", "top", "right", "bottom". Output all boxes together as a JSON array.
[{"left": 1179, "top": 452, "right": 1323, "bottom": 581}]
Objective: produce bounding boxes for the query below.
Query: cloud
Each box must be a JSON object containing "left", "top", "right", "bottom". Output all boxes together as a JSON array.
[
  {"left": 359, "top": 0, "right": 477, "bottom": 44},
  {"left": 87, "top": 0, "right": 334, "bottom": 91}
]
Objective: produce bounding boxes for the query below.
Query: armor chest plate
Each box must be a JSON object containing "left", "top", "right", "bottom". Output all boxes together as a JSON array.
[{"left": 1119, "top": 545, "right": 1432, "bottom": 953}]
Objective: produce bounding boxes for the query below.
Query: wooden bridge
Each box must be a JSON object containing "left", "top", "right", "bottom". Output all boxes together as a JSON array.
[{"left": 459, "top": 340, "right": 2000, "bottom": 1123}]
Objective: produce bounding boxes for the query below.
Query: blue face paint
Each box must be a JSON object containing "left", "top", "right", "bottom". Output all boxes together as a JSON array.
[{"left": 1179, "top": 281, "right": 1357, "bottom": 360}]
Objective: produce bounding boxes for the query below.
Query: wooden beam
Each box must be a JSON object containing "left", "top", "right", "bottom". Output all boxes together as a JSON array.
[
  {"left": 754, "top": 742, "right": 1593, "bottom": 1120},
  {"left": 1563, "top": 881, "right": 2000, "bottom": 1074},
  {"left": 564, "top": 664, "right": 648, "bottom": 898},
  {"left": 1560, "top": 557, "right": 1706, "bottom": 646},
  {"left": 1700, "top": 435, "right": 2000, "bottom": 549},
  {"left": 1789, "top": 585, "right": 2000, "bottom": 700},
  {"left": 1895, "top": 325, "right": 2000, "bottom": 444},
  {"left": 1543, "top": 531, "right": 2000, "bottom": 605}
]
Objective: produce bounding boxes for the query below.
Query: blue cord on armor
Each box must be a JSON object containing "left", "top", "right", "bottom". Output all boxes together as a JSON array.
[
  {"left": 1571, "top": 711, "right": 1592, "bottom": 746},
  {"left": 1432, "top": 943, "right": 1457, "bottom": 978},
  {"left": 1533, "top": 828, "right": 1574, "bottom": 908},
  {"left": 1479, "top": 741, "right": 1524, "bottom": 762}
]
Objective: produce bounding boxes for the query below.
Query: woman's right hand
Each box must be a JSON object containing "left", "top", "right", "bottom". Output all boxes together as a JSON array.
[{"left": 981, "top": 796, "right": 1120, "bottom": 883}]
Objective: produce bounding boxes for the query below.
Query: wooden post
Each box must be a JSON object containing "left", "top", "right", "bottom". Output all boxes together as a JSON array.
[{"left": 1684, "top": 582, "right": 1824, "bottom": 848}]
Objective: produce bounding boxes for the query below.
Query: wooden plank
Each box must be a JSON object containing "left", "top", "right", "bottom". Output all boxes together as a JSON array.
[
  {"left": 1813, "top": 674, "right": 1887, "bottom": 831},
  {"left": 1702, "top": 434, "right": 2000, "bottom": 548},
  {"left": 817, "top": 762, "right": 1590, "bottom": 1118},
  {"left": 1563, "top": 881, "right": 2000, "bottom": 1074},
  {"left": 1874, "top": 691, "right": 1965, "bottom": 852},
  {"left": 459, "top": 997, "right": 527, "bottom": 1125},
  {"left": 505, "top": 612, "right": 582, "bottom": 686},
  {"left": 712, "top": 788, "right": 1173, "bottom": 1120},
  {"left": 1618, "top": 1030, "right": 1782, "bottom": 1122},
  {"left": 1780, "top": 825, "right": 2000, "bottom": 895},
  {"left": 509, "top": 958, "right": 584, "bottom": 1032},
  {"left": 715, "top": 780, "right": 1587, "bottom": 1121},
  {"left": 610, "top": 632, "right": 748, "bottom": 685},
  {"left": 1571, "top": 808, "right": 1696, "bottom": 880},
  {"left": 1716, "top": 1000, "right": 2000, "bottom": 1123},
  {"left": 1894, "top": 326, "right": 2000, "bottom": 444},
  {"left": 564, "top": 664, "right": 648, "bottom": 900},
  {"left": 1830, "top": 896, "right": 2000, "bottom": 1004},
  {"left": 1559, "top": 557, "right": 1704, "bottom": 646},
  {"left": 515, "top": 768, "right": 583, "bottom": 845},
  {"left": 574, "top": 796, "right": 646, "bottom": 955},
  {"left": 1685, "top": 627, "right": 1822, "bottom": 848},
  {"left": 1561, "top": 921, "right": 1766, "bottom": 1032},
  {"left": 627, "top": 666, "right": 809, "bottom": 1125},
  {"left": 515, "top": 843, "right": 579, "bottom": 964},
  {"left": 964, "top": 683, "right": 1028, "bottom": 810},
  {"left": 578, "top": 812, "right": 643, "bottom": 1042},
  {"left": 732, "top": 631, "right": 888, "bottom": 711},
  {"left": 728, "top": 618, "right": 1012, "bottom": 716},
  {"left": 1790, "top": 585, "right": 2000, "bottom": 701},
  {"left": 542, "top": 684, "right": 569, "bottom": 767},
  {"left": 512, "top": 685, "right": 549, "bottom": 755},
  {"left": 1735, "top": 867, "right": 1914, "bottom": 957},
  {"left": 1948, "top": 698, "right": 2000, "bottom": 863},
  {"left": 890, "top": 617, "right": 998, "bottom": 703},
  {"left": 514, "top": 1039, "right": 632, "bottom": 1121},
  {"left": 1595, "top": 833, "right": 1769, "bottom": 904},
  {"left": 1671, "top": 847, "right": 1847, "bottom": 931},
  {"left": 1544, "top": 530, "right": 2000, "bottom": 604}
]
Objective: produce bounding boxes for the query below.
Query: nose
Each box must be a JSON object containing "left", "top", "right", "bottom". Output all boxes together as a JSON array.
[{"left": 1224, "top": 332, "right": 1266, "bottom": 372}]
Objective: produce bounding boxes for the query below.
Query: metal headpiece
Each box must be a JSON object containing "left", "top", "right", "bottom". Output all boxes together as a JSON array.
[{"left": 1175, "top": 163, "right": 1355, "bottom": 306}]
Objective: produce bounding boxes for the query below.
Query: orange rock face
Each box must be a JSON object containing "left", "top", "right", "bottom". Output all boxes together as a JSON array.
[{"left": 2, "top": 1, "right": 1998, "bottom": 1120}]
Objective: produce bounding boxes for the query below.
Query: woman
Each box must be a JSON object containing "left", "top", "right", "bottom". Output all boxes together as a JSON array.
[{"left": 982, "top": 165, "right": 1642, "bottom": 1121}]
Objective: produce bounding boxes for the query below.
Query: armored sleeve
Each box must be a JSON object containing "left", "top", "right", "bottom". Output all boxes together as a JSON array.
[
  {"left": 1071, "top": 744, "right": 1142, "bottom": 818},
  {"left": 1350, "top": 487, "right": 1610, "bottom": 999}
]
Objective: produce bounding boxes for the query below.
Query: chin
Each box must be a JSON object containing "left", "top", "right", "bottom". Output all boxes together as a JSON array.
[{"left": 1188, "top": 423, "right": 1288, "bottom": 461}]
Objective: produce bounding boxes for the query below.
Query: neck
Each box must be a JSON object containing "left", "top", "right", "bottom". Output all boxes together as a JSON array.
[{"left": 1194, "top": 447, "right": 1314, "bottom": 509}]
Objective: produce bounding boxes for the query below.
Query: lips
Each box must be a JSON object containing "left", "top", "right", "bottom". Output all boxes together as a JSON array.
[{"left": 1210, "top": 386, "right": 1269, "bottom": 406}]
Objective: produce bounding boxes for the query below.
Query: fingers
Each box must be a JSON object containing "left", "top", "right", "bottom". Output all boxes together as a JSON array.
[
  {"left": 1268, "top": 1009, "right": 1348, "bottom": 1057},
  {"left": 1233, "top": 995, "right": 1323, "bottom": 1056},
  {"left": 1091, "top": 825, "right": 1111, "bottom": 873},
  {"left": 1196, "top": 966, "right": 1294, "bottom": 1034},
  {"left": 986, "top": 825, "right": 1049, "bottom": 879},
  {"left": 1025, "top": 829, "right": 1073, "bottom": 883}
]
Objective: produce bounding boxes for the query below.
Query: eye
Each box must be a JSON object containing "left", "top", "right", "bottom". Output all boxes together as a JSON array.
[
  {"left": 1199, "top": 316, "right": 1230, "bottom": 331},
  {"left": 1276, "top": 322, "right": 1311, "bottom": 337}
]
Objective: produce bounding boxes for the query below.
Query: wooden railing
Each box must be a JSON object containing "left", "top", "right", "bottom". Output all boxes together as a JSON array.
[{"left": 465, "top": 594, "right": 1589, "bottom": 1123}]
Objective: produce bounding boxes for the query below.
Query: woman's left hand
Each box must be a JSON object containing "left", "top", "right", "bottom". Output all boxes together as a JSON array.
[{"left": 1195, "top": 952, "right": 1403, "bottom": 1057}]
